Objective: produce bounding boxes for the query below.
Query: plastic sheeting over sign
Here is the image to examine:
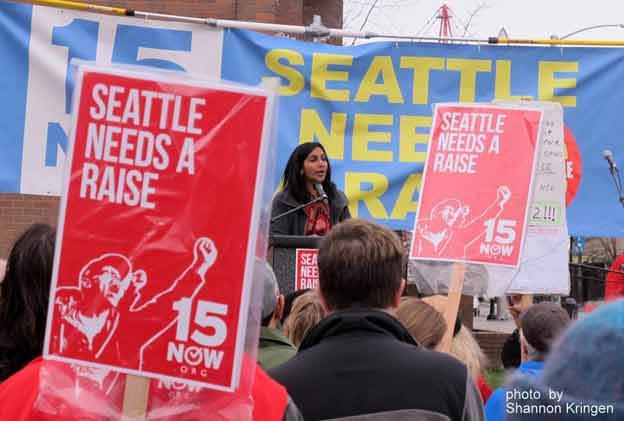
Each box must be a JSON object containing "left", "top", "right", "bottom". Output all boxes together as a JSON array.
[
  {"left": 39, "top": 62, "right": 278, "bottom": 421},
  {"left": 408, "top": 102, "right": 569, "bottom": 296},
  {"left": 410, "top": 103, "right": 541, "bottom": 268}
]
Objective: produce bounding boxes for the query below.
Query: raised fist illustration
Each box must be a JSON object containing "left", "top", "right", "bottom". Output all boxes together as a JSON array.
[
  {"left": 194, "top": 237, "right": 218, "bottom": 269},
  {"left": 497, "top": 186, "right": 511, "bottom": 203},
  {"left": 132, "top": 269, "right": 147, "bottom": 291}
]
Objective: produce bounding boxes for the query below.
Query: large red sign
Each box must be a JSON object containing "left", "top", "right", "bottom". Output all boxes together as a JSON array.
[
  {"left": 43, "top": 66, "right": 272, "bottom": 390},
  {"left": 410, "top": 105, "right": 541, "bottom": 267}
]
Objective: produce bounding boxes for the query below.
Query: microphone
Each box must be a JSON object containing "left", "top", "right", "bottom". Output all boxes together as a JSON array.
[
  {"left": 270, "top": 187, "right": 328, "bottom": 223},
  {"left": 603, "top": 149, "right": 624, "bottom": 207},
  {"left": 315, "top": 183, "right": 328, "bottom": 203},
  {"left": 603, "top": 149, "right": 618, "bottom": 173}
]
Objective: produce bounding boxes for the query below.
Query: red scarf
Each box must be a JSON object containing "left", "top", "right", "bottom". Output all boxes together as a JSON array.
[{"left": 303, "top": 201, "right": 331, "bottom": 236}]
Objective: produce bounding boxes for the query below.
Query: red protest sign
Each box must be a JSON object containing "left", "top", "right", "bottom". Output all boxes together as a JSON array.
[
  {"left": 43, "top": 66, "right": 273, "bottom": 391},
  {"left": 295, "top": 249, "right": 319, "bottom": 290},
  {"left": 410, "top": 104, "right": 541, "bottom": 267}
]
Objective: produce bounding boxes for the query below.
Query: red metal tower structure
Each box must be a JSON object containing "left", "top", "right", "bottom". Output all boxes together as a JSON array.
[{"left": 437, "top": 4, "right": 453, "bottom": 39}]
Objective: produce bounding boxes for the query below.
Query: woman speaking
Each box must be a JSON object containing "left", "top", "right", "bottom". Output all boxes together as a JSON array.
[{"left": 270, "top": 142, "right": 350, "bottom": 236}]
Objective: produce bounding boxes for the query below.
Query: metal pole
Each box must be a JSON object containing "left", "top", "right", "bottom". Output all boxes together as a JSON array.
[
  {"left": 17, "top": 0, "right": 132, "bottom": 15},
  {"left": 16, "top": 0, "right": 624, "bottom": 46},
  {"left": 576, "top": 244, "right": 584, "bottom": 304}
]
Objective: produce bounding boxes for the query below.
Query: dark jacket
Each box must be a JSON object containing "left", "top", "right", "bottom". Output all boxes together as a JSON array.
[
  {"left": 270, "top": 188, "right": 351, "bottom": 236},
  {"left": 258, "top": 326, "right": 297, "bottom": 370},
  {"left": 269, "top": 308, "right": 484, "bottom": 421}
]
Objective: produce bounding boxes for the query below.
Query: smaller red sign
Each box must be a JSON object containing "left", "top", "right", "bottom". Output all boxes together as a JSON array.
[
  {"left": 410, "top": 104, "right": 541, "bottom": 267},
  {"left": 295, "top": 249, "right": 319, "bottom": 290}
]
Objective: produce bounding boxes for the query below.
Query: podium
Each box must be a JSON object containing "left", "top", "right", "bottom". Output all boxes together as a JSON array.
[{"left": 269, "top": 235, "right": 321, "bottom": 295}]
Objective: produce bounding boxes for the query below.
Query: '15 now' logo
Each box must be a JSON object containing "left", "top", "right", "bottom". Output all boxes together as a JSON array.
[
  {"left": 166, "top": 297, "right": 228, "bottom": 371},
  {"left": 480, "top": 219, "right": 516, "bottom": 258}
]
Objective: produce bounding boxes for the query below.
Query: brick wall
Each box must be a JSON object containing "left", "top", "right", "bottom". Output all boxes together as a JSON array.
[
  {"left": 94, "top": 1, "right": 234, "bottom": 18},
  {"left": 474, "top": 331, "right": 509, "bottom": 369},
  {"left": 0, "top": 0, "right": 343, "bottom": 258},
  {"left": 304, "top": 0, "right": 342, "bottom": 30},
  {"left": 93, "top": 0, "right": 343, "bottom": 25},
  {"left": 0, "top": 194, "right": 60, "bottom": 258}
]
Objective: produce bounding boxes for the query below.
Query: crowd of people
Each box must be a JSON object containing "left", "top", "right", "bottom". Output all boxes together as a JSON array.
[
  {"left": 1, "top": 217, "right": 622, "bottom": 420},
  {"left": 0, "top": 142, "right": 622, "bottom": 420}
]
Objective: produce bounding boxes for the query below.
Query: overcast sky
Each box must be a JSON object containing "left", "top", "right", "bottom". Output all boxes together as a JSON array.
[{"left": 344, "top": 0, "right": 624, "bottom": 43}]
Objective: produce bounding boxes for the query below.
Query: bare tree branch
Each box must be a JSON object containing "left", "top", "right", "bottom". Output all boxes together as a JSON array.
[
  {"left": 461, "top": 1, "right": 490, "bottom": 37},
  {"left": 598, "top": 238, "right": 618, "bottom": 263},
  {"left": 351, "top": 0, "right": 380, "bottom": 45},
  {"left": 344, "top": 4, "right": 366, "bottom": 28},
  {"left": 415, "top": 5, "right": 444, "bottom": 36}
]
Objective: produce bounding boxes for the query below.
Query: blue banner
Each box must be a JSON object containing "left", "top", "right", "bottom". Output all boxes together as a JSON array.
[
  {"left": 222, "top": 29, "right": 624, "bottom": 236},
  {"left": 0, "top": 2, "right": 223, "bottom": 195},
  {"left": 0, "top": 2, "right": 31, "bottom": 193},
  {"left": 2, "top": 1, "right": 624, "bottom": 236}
]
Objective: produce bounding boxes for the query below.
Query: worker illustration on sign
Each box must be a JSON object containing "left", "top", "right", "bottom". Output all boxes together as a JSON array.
[
  {"left": 51, "top": 237, "right": 218, "bottom": 363},
  {"left": 413, "top": 185, "right": 511, "bottom": 258}
]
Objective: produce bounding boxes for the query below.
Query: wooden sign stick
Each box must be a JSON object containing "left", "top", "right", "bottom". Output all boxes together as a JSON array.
[
  {"left": 439, "top": 262, "right": 466, "bottom": 353},
  {"left": 121, "top": 374, "right": 150, "bottom": 421}
]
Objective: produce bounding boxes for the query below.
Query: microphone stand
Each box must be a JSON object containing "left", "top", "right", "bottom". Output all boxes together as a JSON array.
[
  {"left": 607, "top": 164, "right": 624, "bottom": 207},
  {"left": 270, "top": 194, "right": 328, "bottom": 223}
]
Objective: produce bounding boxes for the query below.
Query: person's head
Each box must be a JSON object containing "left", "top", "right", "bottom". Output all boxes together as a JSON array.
[
  {"left": 0, "top": 223, "right": 55, "bottom": 379},
  {"left": 519, "top": 302, "right": 571, "bottom": 362},
  {"left": 283, "top": 290, "right": 327, "bottom": 347},
  {"left": 280, "top": 288, "right": 311, "bottom": 325},
  {"left": 317, "top": 219, "right": 405, "bottom": 312},
  {"left": 79, "top": 254, "right": 135, "bottom": 307},
  {"left": 396, "top": 297, "right": 446, "bottom": 350},
  {"left": 507, "top": 300, "right": 624, "bottom": 419},
  {"left": 261, "top": 263, "right": 284, "bottom": 328},
  {"left": 396, "top": 297, "right": 447, "bottom": 349},
  {"left": 282, "top": 142, "right": 334, "bottom": 203},
  {"left": 420, "top": 295, "right": 464, "bottom": 340},
  {"left": 421, "top": 294, "right": 449, "bottom": 315},
  {"left": 402, "top": 294, "right": 487, "bottom": 379}
]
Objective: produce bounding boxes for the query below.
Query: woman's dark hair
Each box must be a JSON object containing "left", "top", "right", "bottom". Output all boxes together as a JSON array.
[
  {"left": 281, "top": 142, "right": 337, "bottom": 204},
  {"left": 0, "top": 223, "right": 55, "bottom": 381},
  {"left": 501, "top": 328, "right": 521, "bottom": 369}
]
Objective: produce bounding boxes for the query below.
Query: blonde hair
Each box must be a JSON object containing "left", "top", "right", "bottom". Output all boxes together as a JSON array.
[
  {"left": 451, "top": 325, "right": 487, "bottom": 380},
  {"left": 396, "top": 297, "right": 447, "bottom": 349},
  {"left": 422, "top": 295, "right": 487, "bottom": 380},
  {"left": 421, "top": 294, "right": 448, "bottom": 316},
  {"left": 283, "top": 291, "right": 327, "bottom": 348}
]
